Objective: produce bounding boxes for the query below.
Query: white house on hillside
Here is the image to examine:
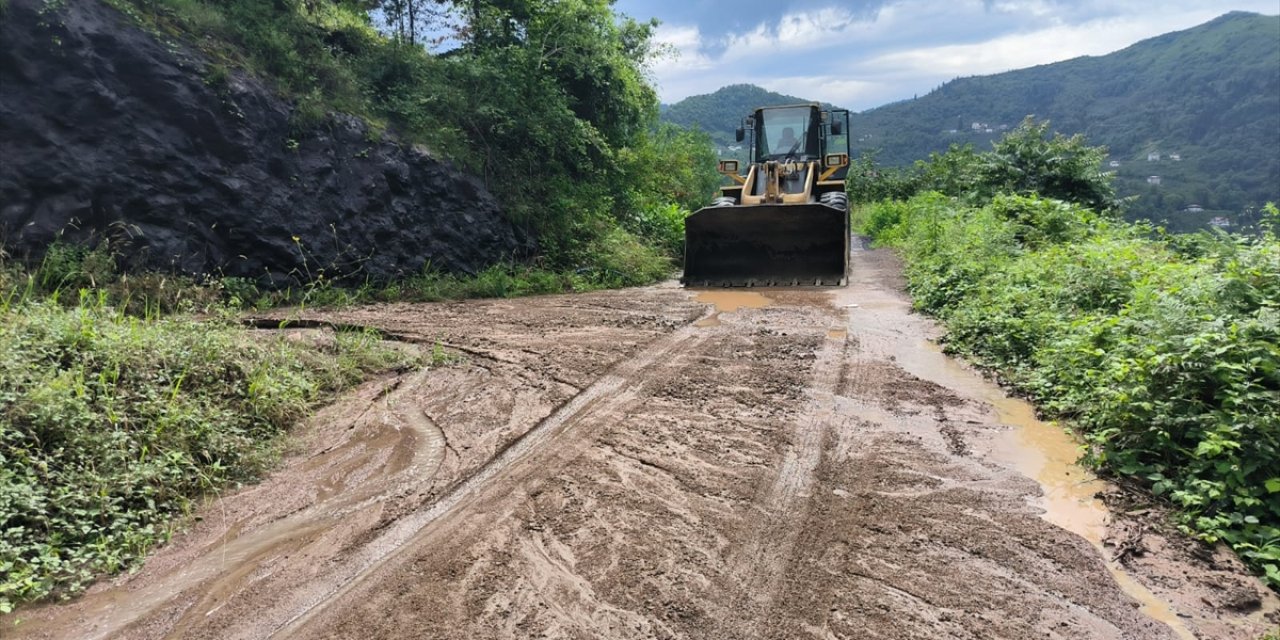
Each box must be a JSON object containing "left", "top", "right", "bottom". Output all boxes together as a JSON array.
[{"left": 1147, "top": 152, "right": 1161, "bottom": 161}]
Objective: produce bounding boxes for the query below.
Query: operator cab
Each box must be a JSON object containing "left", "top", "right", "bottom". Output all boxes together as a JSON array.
[
  {"left": 734, "top": 103, "right": 846, "bottom": 167},
  {"left": 756, "top": 106, "right": 821, "bottom": 162}
]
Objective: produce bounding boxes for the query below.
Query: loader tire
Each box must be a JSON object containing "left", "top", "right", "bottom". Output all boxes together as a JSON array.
[{"left": 819, "top": 192, "right": 848, "bottom": 211}]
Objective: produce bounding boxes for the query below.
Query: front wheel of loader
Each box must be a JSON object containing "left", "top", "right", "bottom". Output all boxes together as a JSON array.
[{"left": 819, "top": 191, "right": 848, "bottom": 211}]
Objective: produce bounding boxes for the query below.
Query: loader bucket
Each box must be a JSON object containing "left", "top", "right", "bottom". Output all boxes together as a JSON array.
[{"left": 682, "top": 203, "right": 850, "bottom": 287}]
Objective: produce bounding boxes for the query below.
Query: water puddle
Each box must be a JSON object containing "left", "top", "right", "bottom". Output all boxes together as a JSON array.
[
  {"left": 692, "top": 291, "right": 772, "bottom": 327},
  {"left": 984, "top": 397, "right": 1108, "bottom": 545},
  {"left": 694, "top": 290, "right": 772, "bottom": 313},
  {"left": 987, "top": 399, "right": 1195, "bottom": 639},
  {"left": 898, "top": 341, "right": 1195, "bottom": 640}
]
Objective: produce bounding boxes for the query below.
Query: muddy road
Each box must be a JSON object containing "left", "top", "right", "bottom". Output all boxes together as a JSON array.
[{"left": 11, "top": 246, "right": 1278, "bottom": 639}]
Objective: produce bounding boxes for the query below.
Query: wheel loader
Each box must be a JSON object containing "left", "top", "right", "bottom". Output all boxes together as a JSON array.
[{"left": 683, "top": 103, "right": 851, "bottom": 287}]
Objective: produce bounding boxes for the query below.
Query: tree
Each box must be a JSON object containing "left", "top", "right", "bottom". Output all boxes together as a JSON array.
[{"left": 979, "top": 117, "right": 1118, "bottom": 212}]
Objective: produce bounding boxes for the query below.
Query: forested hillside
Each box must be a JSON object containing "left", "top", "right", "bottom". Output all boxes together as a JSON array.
[{"left": 853, "top": 11, "right": 1279, "bottom": 230}]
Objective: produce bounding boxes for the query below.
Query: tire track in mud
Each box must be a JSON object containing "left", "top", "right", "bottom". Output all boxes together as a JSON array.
[
  {"left": 7, "top": 290, "right": 711, "bottom": 640},
  {"left": 266, "top": 325, "right": 714, "bottom": 639},
  {"left": 726, "top": 326, "right": 851, "bottom": 628},
  {"left": 792, "top": 244, "right": 1236, "bottom": 640}
]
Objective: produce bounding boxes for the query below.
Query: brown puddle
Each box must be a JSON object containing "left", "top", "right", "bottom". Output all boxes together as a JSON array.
[
  {"left": 895, "top": 340, "right": 1196, "bottom": 640},
  {"left": 985, "top": 397, "right": 1108, "bottom": 545},
  {"left": 693, "top": 291, "right": 772, "bottom": 327},
  {"left": 986, "top": 399, "right": 1196, "bottom": 639}
]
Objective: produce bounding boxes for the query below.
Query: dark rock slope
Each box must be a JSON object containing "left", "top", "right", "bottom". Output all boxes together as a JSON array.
[{"left": 0, "top": 0, "right": 530, "bottom": 282}]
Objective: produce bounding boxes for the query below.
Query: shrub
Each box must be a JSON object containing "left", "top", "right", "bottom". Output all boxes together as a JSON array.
[
  {"left": 850, "top": 118, "right": 1121, "bottom": 214},
  {"left": 978, "top": 117, "right": 1119, "bottom": 212},
  {"left": 845, "top": 151, "right": 924, "bottom": 205}
]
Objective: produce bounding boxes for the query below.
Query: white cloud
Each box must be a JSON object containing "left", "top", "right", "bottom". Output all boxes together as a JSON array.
[
  {"left": 653, "top": 23, "right": 701, "bottom": 51},
  {"left": 984, "top": 0, "right": 1059, "bottom": 18},
  {"left": 775, "top": 7, "right": 861, "bottom": 46},
  {"left": 644, "top": 0, "right": 1280, "bottom": 111},
  {"left": 861, "top": 8, "right": 1237, "bottom": 78},
  {"left": 650, "top": 24, "right": 713, "bottom": 72}
]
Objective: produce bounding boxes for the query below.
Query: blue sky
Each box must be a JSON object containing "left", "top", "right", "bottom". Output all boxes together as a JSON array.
[{"left": 612, "top": 0, "right": 1280, "bottom": 111}]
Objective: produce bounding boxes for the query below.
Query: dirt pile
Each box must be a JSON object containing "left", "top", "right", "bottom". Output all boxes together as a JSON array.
[{"left": 0, "top": 0, "right": 529, "bottom": 282}]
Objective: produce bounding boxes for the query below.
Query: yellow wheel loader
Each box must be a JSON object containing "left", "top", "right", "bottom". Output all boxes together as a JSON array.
[{"left": 683, "top": 104, "right": 851, "bottom": 287}]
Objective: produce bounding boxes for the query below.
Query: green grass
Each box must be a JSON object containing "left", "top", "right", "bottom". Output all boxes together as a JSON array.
[
  {"left": 0, "top": 245, "right": 425, "bottom": 612},
  {"left": 5, "top": 237, "right": 675, "bottom": 314},
  {"left": 242, "top": 258, "right": 673, "bottom": 311},
  {"left": 0, "top": 297, "right": 417, "bottom": 612}
]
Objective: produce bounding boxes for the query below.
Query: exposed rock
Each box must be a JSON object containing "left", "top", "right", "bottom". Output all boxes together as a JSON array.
[{"left": 0, "top": 0, "right": 531, "bottom": 283}]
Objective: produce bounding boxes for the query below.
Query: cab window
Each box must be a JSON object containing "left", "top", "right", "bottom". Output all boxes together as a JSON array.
[{"left": 758, "top": 107, "right": 811, "bottom": 159}]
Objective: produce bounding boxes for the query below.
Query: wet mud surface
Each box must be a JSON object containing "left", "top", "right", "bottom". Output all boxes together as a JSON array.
[{"left": 10, "top": 248, "right": 1278, "bottom": 639}]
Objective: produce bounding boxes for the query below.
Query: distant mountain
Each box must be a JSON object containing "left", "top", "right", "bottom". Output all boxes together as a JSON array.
[
  {"left": 661, "top": 84, "right": 840, "bottom": 148},
  {"left": 663, "top": 12, "right": 1280, "bottom": 230},
  {"left": 854, "top": 11, "right": 1279, "bottom": 228}
]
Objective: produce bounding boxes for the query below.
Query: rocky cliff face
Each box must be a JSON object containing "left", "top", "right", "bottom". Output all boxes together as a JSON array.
[{"left": 0, "top": 0, "right": 530, "bottom": 283}]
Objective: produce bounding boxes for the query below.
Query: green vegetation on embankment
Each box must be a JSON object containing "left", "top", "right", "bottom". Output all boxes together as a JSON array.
[
  {"left": 99, "top": 0, "right": 719, "bottom": 284},
  {"left": 851, "top": 121, "right": 1280, "bottom": 588},
  {"left": 0, "top": 249, "right": 423, "bottom": 612},
  {"left": 0, "top": 209, "right": 681, "bottom": 612}
]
